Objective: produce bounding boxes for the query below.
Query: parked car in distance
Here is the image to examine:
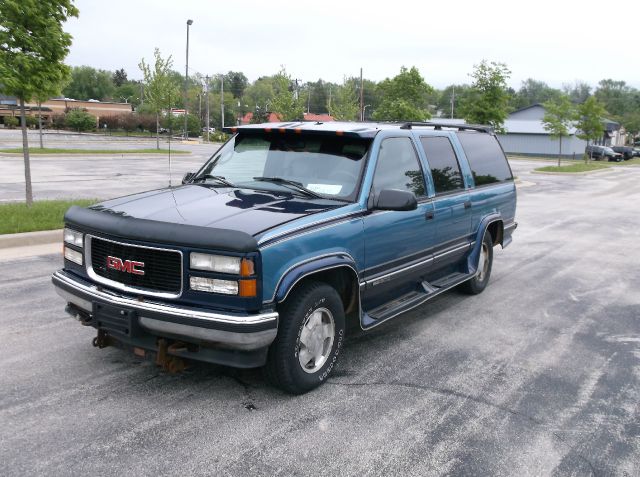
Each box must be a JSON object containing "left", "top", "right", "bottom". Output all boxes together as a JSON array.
[
  {"left": 52, "top": 121, "right": 517, "bottom": 394},
  {"left": 611, "top": 146, "right": 635, "bottom": 160},
  {"left": 585, "top": 145, "right": 623, "bottom": 162},
  {"left": 202, "top": 127, "right": 216, "bottom": 133},
  {"left": 632, "top": 147, "right": 640, "bottom": 158}
]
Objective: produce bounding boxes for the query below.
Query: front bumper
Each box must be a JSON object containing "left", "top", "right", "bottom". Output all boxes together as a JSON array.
[{"left": 52, "top": 270, "right": 278, "bottom": 363}]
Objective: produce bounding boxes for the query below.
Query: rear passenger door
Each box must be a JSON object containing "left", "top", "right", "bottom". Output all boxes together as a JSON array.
[{"left": 418, "top": 136, "right": 472, "bottom": 267}]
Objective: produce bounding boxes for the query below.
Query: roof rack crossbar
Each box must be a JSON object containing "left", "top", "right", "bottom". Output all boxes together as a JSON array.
[{"left": 399, "top": 122, "right": 493, "bottom": 133}]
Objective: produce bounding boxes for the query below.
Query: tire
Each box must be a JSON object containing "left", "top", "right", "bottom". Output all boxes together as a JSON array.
[
  {"left": 460, "top": 233, "right": 494, "bottom": 295},
  {"left": 265, "top": 281, "right": 346, "bottom": 394}
]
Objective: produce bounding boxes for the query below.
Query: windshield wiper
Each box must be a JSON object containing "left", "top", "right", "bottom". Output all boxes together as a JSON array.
[
  {"left": 193, "top": 174, "right": 236, "bottom": 188},
  {"left": 253, "top": 176, "right": 323, "bottom": 199}
]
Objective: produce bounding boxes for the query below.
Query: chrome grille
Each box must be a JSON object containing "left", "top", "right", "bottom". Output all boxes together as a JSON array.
[{"left": 89, "top": 236, "right": 182, "bottom": 296}]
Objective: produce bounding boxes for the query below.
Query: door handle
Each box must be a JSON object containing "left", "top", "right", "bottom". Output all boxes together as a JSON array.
[
  {"left": 425, "top": 211, "right": 434, "bottom": 220},
  {"left": 463, "top": 200, "right": 472, "bottom": 209}
]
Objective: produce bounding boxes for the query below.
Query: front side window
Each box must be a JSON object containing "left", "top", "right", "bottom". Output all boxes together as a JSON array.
[
  {"left": 419, "top": 136, "right": 464, "bottom": 194},
  {"left": 193, "top": 133, "right": 371, "bottom": 201},
  {"left": 371, "top": 137, "right": 425, "bottom": 197}
]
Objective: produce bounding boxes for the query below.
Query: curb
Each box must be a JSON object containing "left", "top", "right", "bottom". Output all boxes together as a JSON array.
[
  {"left": 531, "top": 167, "right": 612, "bottom": 176},
  {"left": 0, "top": 229, "right": 62, "bottom": 249}
]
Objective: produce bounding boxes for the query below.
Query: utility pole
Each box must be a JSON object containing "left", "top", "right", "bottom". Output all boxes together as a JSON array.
[
  {"left": 184, "top": 19, "right": 193, "bottom": 139},
  {"left": 205, "top": 75, "right": 210, "bottom": 142},
  {"left": 220, "top": 74, "right": 225, "bottom": 129},
  {"left": 307, "top": 88, "right": 311, "bottom": 114},
  {"left": 359, "top": 68, "right": 364, "bottom": 121},
  {"left": 450, "top": 85, "right": 455, "bottom": 118}
]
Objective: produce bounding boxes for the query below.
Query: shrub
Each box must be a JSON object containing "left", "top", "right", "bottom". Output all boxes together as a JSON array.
[
  {"left": 4, "top": 116, "right": 19, "bottom": 129},
  {"left": 65, "top": 109, "right": 96, "bottom": 132},
  {"left": 51, "top": 114, "right": 66, "bottom": 130},
  {"left": 26, "top": 115, "right": 38, "bottom": 128}
]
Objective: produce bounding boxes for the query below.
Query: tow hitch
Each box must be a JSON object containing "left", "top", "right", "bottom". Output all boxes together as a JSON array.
[{"left": 155, "top": 339, "right": 187, "bottom": 374}]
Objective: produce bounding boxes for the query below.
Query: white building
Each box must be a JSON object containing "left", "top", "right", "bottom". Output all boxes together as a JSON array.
[{"left": 497, "top": 104, "right": 623, "bottom": 158}]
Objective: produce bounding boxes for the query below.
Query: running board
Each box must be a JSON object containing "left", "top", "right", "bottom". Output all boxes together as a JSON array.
[{"left": 361, "top": 272, "right": 474, "bottom": 330}]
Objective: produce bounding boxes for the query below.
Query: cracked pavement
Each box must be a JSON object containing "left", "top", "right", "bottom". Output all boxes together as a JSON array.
[{"left": 1, "top": 156, "right": 639, "bottom": 475}]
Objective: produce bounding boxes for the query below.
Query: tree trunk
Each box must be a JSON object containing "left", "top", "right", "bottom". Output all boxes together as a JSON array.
[
  {"left": 156, "top": 113, "right": 160, "bottom": 150},
  {"left": 38, "top": 101, "right": 44, "bottom": 149},
  {"left": 558, "top": 136, "right": 562, "bottom": 167},
  {"left": 19, "top": 98, "right": 34, "bottom": 206}
]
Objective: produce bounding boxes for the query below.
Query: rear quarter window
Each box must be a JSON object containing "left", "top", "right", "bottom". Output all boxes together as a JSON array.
[{"left": 457, "top": 132, "right": 513, "bottom": 186}]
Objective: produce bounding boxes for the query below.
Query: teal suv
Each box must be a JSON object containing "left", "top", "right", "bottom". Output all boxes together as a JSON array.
[{"left": 52, "top": 121, "right": 517, "bottom": 394}]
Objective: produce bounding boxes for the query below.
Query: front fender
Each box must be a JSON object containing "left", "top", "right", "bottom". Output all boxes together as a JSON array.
[
  {"left": 466, "top": 214, "right": 502, "bottom": 275},
  {"left": 274, "top": 253, "right": 359, "bottom": 303}
]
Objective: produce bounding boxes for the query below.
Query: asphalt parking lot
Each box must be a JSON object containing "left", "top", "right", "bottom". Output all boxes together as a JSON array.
[
  {"left": 1, "top": 144, "right": 640, "bottom": 474},
  {"left": 0, "top": 129, "right": 217, "bottom": 202}
]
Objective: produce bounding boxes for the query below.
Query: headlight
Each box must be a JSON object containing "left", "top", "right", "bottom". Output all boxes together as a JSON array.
[
  {"left": 190, "top": 277, "right": 238, "bottom": 295},
  {"left": 63, "top": 228, "right": 84, "bottom": 248},
  {"left": 190, "top": 253, "right": 243, "bottom": 274},
  {"left": 64, "top": 246, "right": 83, "bottom": 265}
]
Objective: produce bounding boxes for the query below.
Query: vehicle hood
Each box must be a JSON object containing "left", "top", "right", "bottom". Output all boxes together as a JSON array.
[{"left": 92, "top": 185, "right": 342, "bottom": 237}]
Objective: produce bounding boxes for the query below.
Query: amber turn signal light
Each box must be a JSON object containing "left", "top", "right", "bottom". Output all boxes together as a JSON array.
[{"left": 238, "top": 279, "right": 257, "bottom": 297}]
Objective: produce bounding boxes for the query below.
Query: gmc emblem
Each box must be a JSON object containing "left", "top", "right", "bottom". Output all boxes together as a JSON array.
[{"left": 106, "top": 256, "right": 145, "bottom": 276}]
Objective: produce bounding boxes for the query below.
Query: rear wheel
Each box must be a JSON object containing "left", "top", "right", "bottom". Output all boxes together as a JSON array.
[
  {"left": 265, "top": 281, "right": 345, "bottom": 394},
  {"left": 460, "top": 233, "right": 494, "bottom": 295}
]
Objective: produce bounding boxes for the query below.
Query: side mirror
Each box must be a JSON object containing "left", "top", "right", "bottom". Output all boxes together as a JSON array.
[
  {"left": 374, "top": 189, "right": 418, "bottom": 211},
  {"left": 182, "top": 172, "right": 195, "bottom": 184}
]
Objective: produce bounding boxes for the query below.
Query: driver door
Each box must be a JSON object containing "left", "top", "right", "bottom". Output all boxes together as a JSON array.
[{"left": 362, "top": 137, "right": 436, "bottom": 308}]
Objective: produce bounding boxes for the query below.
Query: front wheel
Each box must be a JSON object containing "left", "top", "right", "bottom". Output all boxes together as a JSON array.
[
  {"left": 265, "top": 281, "right": 345, "bottom": 394},
  {"left": 460, "top": 233, "right": 494, "bottom": 295}
]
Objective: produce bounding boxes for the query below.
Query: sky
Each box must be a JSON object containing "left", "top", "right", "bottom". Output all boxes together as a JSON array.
[{"left": 64, "top": 0, "right": 640, "bottom": 90}]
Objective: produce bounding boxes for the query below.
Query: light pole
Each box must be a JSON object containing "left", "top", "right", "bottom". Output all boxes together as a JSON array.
[
  {"left": 363, "top": 104, "right": 371, "bottom": 121},
  {"left": 205, "top": 75, "right": 210, "bottom": 142},
  {"left": 184, "top": 19, "right": 193, "bottom": 139}
]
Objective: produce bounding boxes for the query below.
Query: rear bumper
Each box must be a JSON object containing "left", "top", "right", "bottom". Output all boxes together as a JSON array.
[{"left": 52, "top": 270, "right": 278, "bottom": 364}]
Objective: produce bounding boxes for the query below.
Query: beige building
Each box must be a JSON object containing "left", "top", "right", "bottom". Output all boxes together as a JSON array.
[{"left": 0, "top": 96, "right": 133, "bottom": 126}]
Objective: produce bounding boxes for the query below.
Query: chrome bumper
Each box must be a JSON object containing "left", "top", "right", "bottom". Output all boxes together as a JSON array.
[{"left": 52, "top": 270, "right": 278, "bottom": 350}]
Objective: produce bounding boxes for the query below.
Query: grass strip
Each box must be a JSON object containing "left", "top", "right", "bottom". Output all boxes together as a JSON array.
[{"left": 0, "top": 199, "right": 96, "bottom": 234}]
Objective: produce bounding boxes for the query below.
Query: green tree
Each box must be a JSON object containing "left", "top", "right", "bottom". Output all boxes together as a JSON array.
[
  {"left": 542, "top": 95, "right": 577, "bottom": 166},
  {"left": 576, "top": 96, "right": 607, "bottom": 161},
  {"left": 594, "top": 79, "right": 633, "bottom": 117},
  {"left": 270, "top": 68, "right": 304, "bottom": 121},
  {"left": 0, "top": 0, "right": 78, "bottom": 205},
  {"left": 327, "top": 79, "right": 359, "bottom": 121},
  {"left": 460, "top": 60, "right": 512, "bottom": 132},
  {"left": 513, "top": 78, "right": 562, "bottom": 109},
  {"left": 112, "top": 68, "right": 127, "bottom": 87},
  {"left": 65, "top": 109, "right": 95, "bottom": 132},
  {"left": 63, "top": 66, "right": 115, "bottom": 101},
  {"left": 436, "top": 84, "right": 473, "bottom": 118},
  {"left": 224, "top": 71, "right": 249, "bottom": 99},
  {"left": 139, "top": 48, "right": 179, "bottom": 149},
  {"left": 372, "top": 66, "right": 433, "bottom": 121},
  {"left": 562, "top": 81, "right": 591, "bottom": 104}
]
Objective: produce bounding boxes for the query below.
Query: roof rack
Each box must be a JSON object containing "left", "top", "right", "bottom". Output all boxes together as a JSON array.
[{"left": 399, "top": 122, "right": 493, "bottom": 133}]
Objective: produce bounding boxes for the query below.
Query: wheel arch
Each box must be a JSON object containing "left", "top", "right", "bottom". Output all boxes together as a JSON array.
[{"left": 274, "top": 255, "right": 361, "bottom": 325}]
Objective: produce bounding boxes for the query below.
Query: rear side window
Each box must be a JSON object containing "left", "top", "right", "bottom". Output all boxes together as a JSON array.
[
  {"left": 419, "top": 136, "right": 464, "bottom": 194},
  {"left": 457, "top": 133, "right": 513, "bottom": 186}
]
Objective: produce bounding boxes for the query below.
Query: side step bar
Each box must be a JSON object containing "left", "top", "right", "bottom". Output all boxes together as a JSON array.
[{"left": 361, "top": 272, "right": 473, "bottom": 330}]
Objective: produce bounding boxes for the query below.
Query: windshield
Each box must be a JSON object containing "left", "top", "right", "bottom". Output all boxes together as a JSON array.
[{"left": 192, "top": 133, "right": 371, "bottom": 201}]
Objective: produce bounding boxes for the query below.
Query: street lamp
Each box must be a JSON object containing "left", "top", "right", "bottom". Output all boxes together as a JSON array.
[
  {"left": 363, "top": 104, "right": 371, "bottom": 121},
  {"left": 184, "top": 19, "right": 193, "bottom": 139}
]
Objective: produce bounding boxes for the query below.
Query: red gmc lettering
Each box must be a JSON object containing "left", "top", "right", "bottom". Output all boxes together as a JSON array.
[{"left": 106, "top": 256, "right": 145, "bottom": 275}]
